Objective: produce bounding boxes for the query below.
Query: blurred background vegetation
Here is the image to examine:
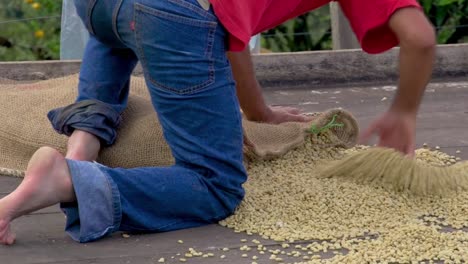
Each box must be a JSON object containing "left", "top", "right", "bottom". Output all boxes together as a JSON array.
[
  {"left": 262, "top": 0, "right": 468, "bottom": 52},
  {"left": 0, "top": 0, "right": 467, "bottom": 61},
  {"left": 0, "top": 0, "right": 61, "bottom": 60}
]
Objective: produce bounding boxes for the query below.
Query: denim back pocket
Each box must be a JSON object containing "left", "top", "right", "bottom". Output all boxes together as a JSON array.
[{"left": 134, "top": 2, "right": 217, "bottom": 95}]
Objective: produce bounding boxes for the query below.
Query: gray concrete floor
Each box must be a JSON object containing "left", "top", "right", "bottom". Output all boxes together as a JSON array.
[{"left": 0, "top": 81, "right": 467, "bottom": 264}]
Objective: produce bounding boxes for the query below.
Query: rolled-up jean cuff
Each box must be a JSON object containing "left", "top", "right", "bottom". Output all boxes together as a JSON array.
[
  {"left": 47, "top": 99, "right": 122, "bottom": 146},
  {"left": 61, "top": 159, "right": 122, "bottom": 243}
]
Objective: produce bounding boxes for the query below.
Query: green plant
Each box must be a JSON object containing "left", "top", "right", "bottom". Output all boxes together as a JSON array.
[
  {"left": 262, "top": 5, "right": 332, "bottom": 52},
  {"left": 307, "top": 114, "right": 344, "bottom": 135}
]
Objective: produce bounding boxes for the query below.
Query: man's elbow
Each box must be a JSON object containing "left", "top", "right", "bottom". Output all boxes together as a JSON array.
[
  {"left": 400, "top": 22, "right": 436, "bottom": 53},
  {"left": 391, "top": 8, "right": 436, "bottom": 52},
  {"left": 402, "top": 26, "right": 436, "bottom": 52}
]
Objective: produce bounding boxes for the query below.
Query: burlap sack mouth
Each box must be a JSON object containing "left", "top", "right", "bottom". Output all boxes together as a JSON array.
[
  {"left": 243, "top": 108, "right": 359, "bottom": 161},
  {"left": 307, "top": 108, "right": 359, "bottom": 149},
  {"left": 0, "top": 75, "right": 360, "bottom": 177}
]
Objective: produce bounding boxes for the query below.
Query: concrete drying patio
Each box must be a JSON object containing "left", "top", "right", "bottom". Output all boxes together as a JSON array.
[{"left": 0, "top": 44, "right": 467, "bottom": 263}]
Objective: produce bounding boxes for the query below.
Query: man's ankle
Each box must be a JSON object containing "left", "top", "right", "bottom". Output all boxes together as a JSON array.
[{"left": 66, "top": 130, "right": 101, "bottom": 161}]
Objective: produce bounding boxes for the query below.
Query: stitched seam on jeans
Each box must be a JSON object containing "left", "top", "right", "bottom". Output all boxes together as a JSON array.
[
  {"left": 222, "top": 70, "right": 247, "bottom": 191},
  {"left": 86, "top": 0, "right": 98, "bottom": 35},
  {"left": 204, "top": 23, "right": 215, "bottom": 58},
  {"left": 69, "top": 162, "right": 111, "bottom": 242},
  {"left": 157, "top": 212, "right": 233, "bottom": 230},
  {"left": 145, "top": 72, "right": 215, "bottom": 95},
  {"left": 105, "top": 169, "right": 122, "bottom": 233},
  {"left": 135, "top": 3, "right": 217, "bottom": 28},
  {"left": 119, "top": 213, "right": 230, "bottom": 232},
  {"left": 154, "top": 188, "right": 242, "bottom": 231},
  {"left": 80, "top": 166, "right": 122, "bottom": 242},
  {"left": 204, "top": 24, "right": 216, "bottom": 87},
  {"left": 134, "top": 5, "right": 147, "bottom": 87},
  {"left": 134, "top": 5, "right": 216, "bottom": 95},
  {"left": 167, "top": 0, "right": 216, "bottom": 20},
  {"left": 225, "top": 69, "right": 244, "bottom": 163},
  {"left": 80, "top": 226, "right": 114, "bottom": 242},
  {"left": 112, "top": 0, "right": 125, "bottom": 44}
]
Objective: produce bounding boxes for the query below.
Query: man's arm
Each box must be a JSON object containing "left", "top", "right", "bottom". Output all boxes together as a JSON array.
[
  {"left": 388, "top": 7, "right": 436, "bottom": 114},
  {"left": 227, "top": 48, "right": 310, "bottom": 123},
  {"left": 227, "top": 48, "right": 271, "bottom": 122},
  {"left": 361, "top": 7, "right": 436, "bottom": 154}
]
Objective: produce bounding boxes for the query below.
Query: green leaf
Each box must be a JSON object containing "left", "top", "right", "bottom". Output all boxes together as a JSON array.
[
  {"left": 420, "top": 0, "right": 433, "bottom": 13},
  {"left": 436, "top": 0, "right": 459, "bottom": 6},
  {"left": 436, "top": 14, "right": 460, "bottom": 43},
  {"left": 437, "top": 27, "right": 456, "bottom": 43},
  {"left": 434, "top": 6, "right": 448, "bottom": 26}
]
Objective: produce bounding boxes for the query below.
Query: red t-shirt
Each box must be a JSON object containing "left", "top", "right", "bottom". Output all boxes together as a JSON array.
[{"left": 209, "top": 0, "right": 422, "bottom": 54}]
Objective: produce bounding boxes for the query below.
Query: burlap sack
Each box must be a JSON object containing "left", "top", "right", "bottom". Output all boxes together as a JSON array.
[
  {"left": 0, "top": 75, "right": 359, "bottom": 177},
  {"left": 242, "top": 108, "right": 359, "bottom": 160},
  {"left": 0, "top": 75, "right": 173, "bottom": 173}
]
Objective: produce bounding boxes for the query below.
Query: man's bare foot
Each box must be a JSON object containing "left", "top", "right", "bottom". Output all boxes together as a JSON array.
[
  {"left": 0, "top": 147, "right": 75, "bottom": 245},
  {"left": 66, "top": 130, "right": 101, "bottom": 161}
]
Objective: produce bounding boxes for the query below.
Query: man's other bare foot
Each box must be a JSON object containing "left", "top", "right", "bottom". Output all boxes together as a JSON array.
[
  {"left": 0, "top": 147, "right": 75, "bottom": 245},
  {"left": 66, "top": 130, "right": 101, "bottom": 161}
]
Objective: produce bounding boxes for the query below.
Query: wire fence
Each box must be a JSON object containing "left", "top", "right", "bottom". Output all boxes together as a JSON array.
[
  {"left": 0, "top": 15, "right": 467, "bottom": 38},
  {"left": 261, "top": 24, "right": 468, "bottom": 38},
  {"left": 0, "top": 14, "right": 467, "bottom": 60},
  {"left": 0, "top": 15, "right": 60, "bottom": 25}
]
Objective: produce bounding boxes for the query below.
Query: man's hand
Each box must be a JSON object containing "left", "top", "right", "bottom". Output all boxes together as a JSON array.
[
  {"left": 256, "top": 106, "right": 313, "bottom": 124},
  {"left": 360, "top": 109, "right": 416, "bottom": 156}
]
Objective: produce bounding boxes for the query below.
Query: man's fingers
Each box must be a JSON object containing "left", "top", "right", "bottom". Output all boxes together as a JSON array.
[
  {"left": 271, "top": 106, "right": 301, "bottom": 115},
  {"left": 5, "top": 233, "right": 15, "bottom": 245},
  {"left": 285, "top": 113, "right": 311, "bottom": 123},
  {"left": 285, "top": 108, "right": 301, "bottom": 115},
  {"left": 405, "top": 141, "right": 416, "bottom": 157},
  {"left": 301, "top": 114, "right": 315, "bottom": 122},
  {"left": 359, "top": 122, "right": 379, "bottom": 144}
]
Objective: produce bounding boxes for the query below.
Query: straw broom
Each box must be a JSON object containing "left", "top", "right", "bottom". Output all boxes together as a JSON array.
[{"left": 318, "top": 147, "right": 468, "bottom": 196}]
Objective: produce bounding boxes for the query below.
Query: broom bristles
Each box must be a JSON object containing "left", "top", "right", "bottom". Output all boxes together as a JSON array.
[{"left": 319, "top": 147, "right": 468, "bottom": 196}]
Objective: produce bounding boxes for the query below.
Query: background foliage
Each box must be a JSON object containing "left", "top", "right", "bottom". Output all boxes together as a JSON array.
[
  {"left": 263, "top": 0, "right": 468, "bottom": 52},
  {"left": 0, "top": 0, "right": 61, "bottom": 61},
  {"left": 420, "top": 0, "right": 468, "bottom": 44},
  {"left": 261, "top": 5, "right": 332, "bottom": 53},
  {"left": 0, "top": 0, "right": 467, "bottom": 60}
]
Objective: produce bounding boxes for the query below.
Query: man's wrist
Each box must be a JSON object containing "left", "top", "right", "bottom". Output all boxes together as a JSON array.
[
  {"left": 389, "top": 100, "right": 419, "bottom": 117},
  {"left": 390, "top": 85, "right": 424, "bottom": 116},
  {"left": 244, "top": 104, "right": 272, "bottom": 122}
]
